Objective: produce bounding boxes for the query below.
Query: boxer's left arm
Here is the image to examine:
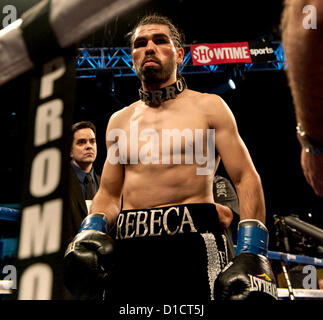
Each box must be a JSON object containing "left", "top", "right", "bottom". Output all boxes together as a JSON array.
[
  {"left": 208, "top": 95, "right": 265, "bottom": 224},
  {"left": 205, "top": 94, "right": 277, "bottom": 300},
  {"left": 215, "top": 203, "right": 234, "bottom": 229}
]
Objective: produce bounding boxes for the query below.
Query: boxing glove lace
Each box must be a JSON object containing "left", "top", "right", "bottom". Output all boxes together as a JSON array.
[
  {"left": 214, "top": 219, "right": 278, "bottom": 300},
  {"left": 63, "top": 213, "right": 114, "bottom": 300}
]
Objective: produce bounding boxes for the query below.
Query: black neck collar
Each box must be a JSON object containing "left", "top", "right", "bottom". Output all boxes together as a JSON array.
[{"left": 139, "top": 76, "right": 187, "bottom": 105}]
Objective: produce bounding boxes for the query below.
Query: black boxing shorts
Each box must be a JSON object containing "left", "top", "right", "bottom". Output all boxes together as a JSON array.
[{"left": 106, "top": 203, "right": 234, "bottom": 302}]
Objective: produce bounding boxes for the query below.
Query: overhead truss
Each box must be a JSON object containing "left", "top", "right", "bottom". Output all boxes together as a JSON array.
[{"left": 76, "top": 42, "right": 285, "bottom": 79}]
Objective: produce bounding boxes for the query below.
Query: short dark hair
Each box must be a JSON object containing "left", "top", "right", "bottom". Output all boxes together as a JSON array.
[
  {"left": 129, "top": 14, "right": 185, "bottom": 49},
  {"left": 71, "top": 121, "right": 96, "bottom": 137}
]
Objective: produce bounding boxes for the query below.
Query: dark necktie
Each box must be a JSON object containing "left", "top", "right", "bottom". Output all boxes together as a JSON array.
[{"left": 85, "top": 173, "right": 95, "bottom": 200}]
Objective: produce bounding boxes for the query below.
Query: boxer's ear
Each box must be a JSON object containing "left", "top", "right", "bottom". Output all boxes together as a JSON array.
[{"left": 176, "top": 47, "right": 184, "bottom": 65}]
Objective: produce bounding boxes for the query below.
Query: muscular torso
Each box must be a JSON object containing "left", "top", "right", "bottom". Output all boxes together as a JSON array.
[{"left": 113, "top": 89, "right": 221, "bottom": 210}]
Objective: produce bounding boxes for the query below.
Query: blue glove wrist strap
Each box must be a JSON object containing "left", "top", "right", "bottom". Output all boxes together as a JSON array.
[
  {"left": 78, "top": 213, "right": 108, "bottom": 233},
  {"left": 236, "top": 219, "right": 268, "bottom": 256}
]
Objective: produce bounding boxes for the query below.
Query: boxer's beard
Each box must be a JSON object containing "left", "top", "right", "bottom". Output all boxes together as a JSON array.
[{"left": 136, "top": 56, "right": 176, "bottom": 85}]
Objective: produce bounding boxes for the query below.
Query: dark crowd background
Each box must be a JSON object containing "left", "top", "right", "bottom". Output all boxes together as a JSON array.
[{"left": 0, "top": 0, "right": 322, "bottom": 255}]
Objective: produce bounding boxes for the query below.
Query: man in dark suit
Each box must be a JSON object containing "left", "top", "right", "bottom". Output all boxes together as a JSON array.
[{"left": 67, "top": 121, "right": 101, "bottom": 239}]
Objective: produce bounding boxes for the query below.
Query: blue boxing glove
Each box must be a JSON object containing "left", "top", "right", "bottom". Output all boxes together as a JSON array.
[
  {"left": 214, "top": 219, "right": 278, "bottom": 300},
  {"left": 63, "top": 213, "right": 115, "bottom": 300}
]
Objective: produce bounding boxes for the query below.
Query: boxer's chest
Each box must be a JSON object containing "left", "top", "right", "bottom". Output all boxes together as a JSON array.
[{"left": 121, "top": 103, "right": 212, "bottom": 162}]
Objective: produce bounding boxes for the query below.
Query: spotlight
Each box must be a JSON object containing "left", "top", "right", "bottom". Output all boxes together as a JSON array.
[
  {"left": 209, "top": 78, "right": 236, "bottom": 95},
  {"left": 228, "top": 79, "right": 236, "bottom": 90}
]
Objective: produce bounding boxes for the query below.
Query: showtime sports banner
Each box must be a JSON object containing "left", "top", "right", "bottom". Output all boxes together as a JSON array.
[{"left": 191, "top": 41, "right": 276, "bottom": 65}]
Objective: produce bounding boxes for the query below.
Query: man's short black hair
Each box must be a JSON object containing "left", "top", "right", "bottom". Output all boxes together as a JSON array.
[{"left": 71, "top": 121, "right": 96, "bottom": 137}]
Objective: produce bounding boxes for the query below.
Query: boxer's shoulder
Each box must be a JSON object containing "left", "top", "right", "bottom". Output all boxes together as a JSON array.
[
  {"left": 183, "top": 90, "right": 232, "bottom": 121},
  {"left": 107, "top": 104, "right": 137, "bottom": 128},
  {"left": 184, "top": 90, "right": 226, "bottom": 109}
]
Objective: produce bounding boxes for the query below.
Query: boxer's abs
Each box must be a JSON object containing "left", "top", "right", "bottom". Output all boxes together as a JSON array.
[{"left": 122, "top": 163, "right": 215, "bottom": 209}]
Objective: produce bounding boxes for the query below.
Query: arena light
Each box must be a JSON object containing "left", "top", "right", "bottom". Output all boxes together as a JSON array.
[
  {"left": 209, "top": 78, "right": 236, "bottom": 95},
  {"left": 228, "top": 78, "right": 236, "bottom": 90}
]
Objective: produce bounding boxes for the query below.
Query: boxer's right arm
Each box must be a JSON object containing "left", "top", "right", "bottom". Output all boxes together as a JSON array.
[
  {"left": 63, "top": 112, "right": 125, "bottom": 299},
  {"left": 89, "top": 119, "right": 125, "bottom": 226}
]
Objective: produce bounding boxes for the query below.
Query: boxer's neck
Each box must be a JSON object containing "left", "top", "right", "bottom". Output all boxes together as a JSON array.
[{"left": 139, "top": 76, "right": 187, "bottom": 106}]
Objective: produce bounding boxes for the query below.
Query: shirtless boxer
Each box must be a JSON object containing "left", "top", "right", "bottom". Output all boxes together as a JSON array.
[{"left": 63, "top": 14, "right": 277, "bottom": 301}]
